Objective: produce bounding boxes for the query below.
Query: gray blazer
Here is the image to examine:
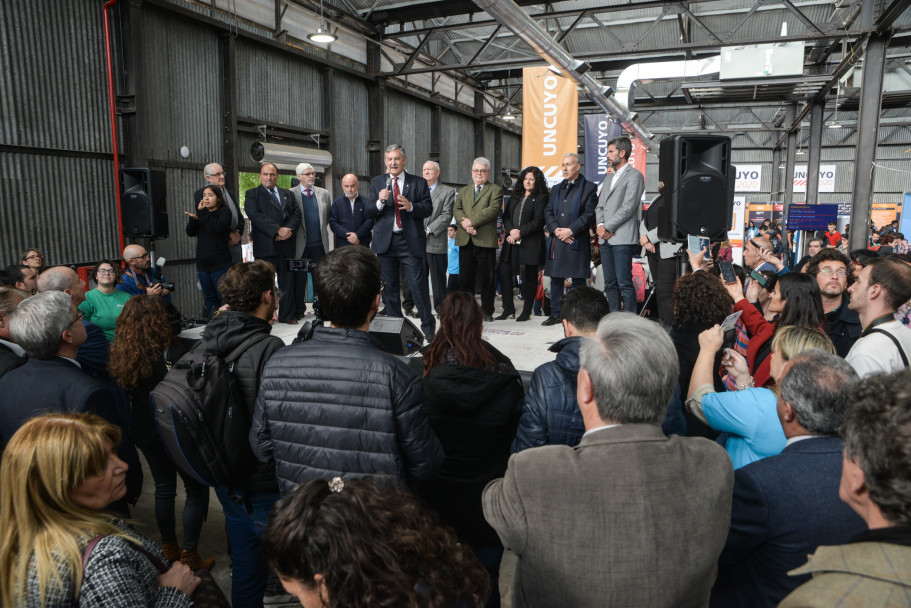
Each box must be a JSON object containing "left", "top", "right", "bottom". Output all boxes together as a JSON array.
[
  {"left": 291, "top": 185, "right": 332, "bottom": 256},
  {"left": 483, "top": 424, "right": 733, "bottom": 608},
  {"left": 595, "top": 164, "right": 645, "bottom": 246},
  {"left": 425, "top": 183, "right": 455, "bottom": 254}
]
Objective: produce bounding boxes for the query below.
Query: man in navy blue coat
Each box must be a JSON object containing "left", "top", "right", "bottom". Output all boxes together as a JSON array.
[
  {"left": 329, "top": 173, "right": 373, "bottom": 249},
  {"left": 711, "top": 350, "right": 867, "bottom": 607},
  {"left": 366, "top": 144, "right": 435, "bottom": 340}
]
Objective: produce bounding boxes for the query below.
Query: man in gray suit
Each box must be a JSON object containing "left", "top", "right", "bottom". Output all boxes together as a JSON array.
[
  {"left": 291, "top": 162, "right": 332, "bottom": 320},
  {"left": 483, "top": 313, "right": 733, "bottom": 608},
  {"left": 422, "top": 160, "right": 455, "bottom": 313},
  {"left": 596, "top": 136, "right": 645, "bottom": 313}
]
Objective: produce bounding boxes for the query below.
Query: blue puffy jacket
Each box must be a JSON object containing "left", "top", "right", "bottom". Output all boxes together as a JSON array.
[{"left": 511, "top": 337, "right": 585, "bottom": 452}]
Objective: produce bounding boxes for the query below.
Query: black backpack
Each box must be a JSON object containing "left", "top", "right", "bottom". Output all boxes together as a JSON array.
[{"left": 150, "top": 334, "right": 264, "bottom": 487}]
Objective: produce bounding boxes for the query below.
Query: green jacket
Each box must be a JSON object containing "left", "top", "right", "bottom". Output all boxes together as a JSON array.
[
  {"left": 453, "top": 182, "right": 503, "bottom": 249},
  {"left": 779, "top": 541, "right": 911, "bottom": 607}
]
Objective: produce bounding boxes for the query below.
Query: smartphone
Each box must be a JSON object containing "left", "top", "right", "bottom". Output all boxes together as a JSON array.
[
  {"left": 719, "top": 261, "right": 736, "bottom": 284},
  {"left": 688, "top": 235, "right": 712, "bottom": 260},
  {"left": 749, "top": 269, "right": 771, "bottom": 289}
]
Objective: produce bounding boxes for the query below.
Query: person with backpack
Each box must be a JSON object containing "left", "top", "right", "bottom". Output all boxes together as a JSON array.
[{"left": 171, "top": 261, "right": 284, "bottom": 608}]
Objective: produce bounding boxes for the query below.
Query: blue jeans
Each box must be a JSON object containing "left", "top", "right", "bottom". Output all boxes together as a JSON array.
[
  {"left": 198, "top": 263, "right": 231, "bottom": 317},
  {"left": 473, "top": 544, "right": 505, "bottom": 608},
  {"left": 214, "top": 487, "right": 280, "bottom": 608},
  {"left": 600, "top": 243, "right": 637, "bottom": 313}
]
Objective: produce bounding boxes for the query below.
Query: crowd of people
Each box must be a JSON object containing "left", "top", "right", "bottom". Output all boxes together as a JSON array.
[{"left": 1, "top": 138, "right": 910, "bottom": 608}]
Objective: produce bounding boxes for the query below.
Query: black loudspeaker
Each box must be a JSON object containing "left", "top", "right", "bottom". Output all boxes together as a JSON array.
[
  {"left": 657, "top": 135, "right": 734, "bottom": 242},
  {"left": 368, "top": 316, "right": 424, "bottom": 355},
  {"left": 121, "top": 168, "right": 168, "bottom": 239}
]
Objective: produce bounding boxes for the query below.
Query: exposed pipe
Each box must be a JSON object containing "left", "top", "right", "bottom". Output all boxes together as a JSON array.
[
  {"left": 472, "top": 0, "right": 659, "bottom": 152},
  {"left": 103, "top": 0, "right": 126, "bottom": 256},
  {"left": 615, "top": 56, "right": 720, "bottom": 110}
]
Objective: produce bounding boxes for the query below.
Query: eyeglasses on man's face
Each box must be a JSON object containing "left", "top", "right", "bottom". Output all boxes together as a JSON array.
[
  {"left": 70, "top": 311, "right": 85, "bottom": 327},
  {"left": 25, "top": 254, "right": 42, "bottom": 260},
  {"left": 819, "top": 267, "right": 848, "bottom": 277},
  {"left": 130, "top": 253, "right": 150, "bottom": 261}
]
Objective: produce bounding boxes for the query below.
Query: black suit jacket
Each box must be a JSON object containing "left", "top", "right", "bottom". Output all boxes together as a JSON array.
[
  {"left": 244, "top": 185, "right": 300, "bottom": 259},
  {"left": 0, "top": 357, "right": 120, "bottom": 445},
  {"left": 366, "top": 172, "right": 432, "bottom": 258},
  {"left": 194, "top": 186, "right": 244, "bottom": 236},
  {"left": 502, "top": 192, "right": 548, "bottom": 267},
  {"left": 0, "top": 342, "right": 25, "bottom": 380},
  {"left": 329, "top": 194, "right": 373, "bottom": 248}
]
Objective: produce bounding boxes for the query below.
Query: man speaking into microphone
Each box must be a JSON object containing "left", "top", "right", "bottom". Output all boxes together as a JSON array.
[{"left": 366, "top": 144, "right": 436, "bottom": 341}]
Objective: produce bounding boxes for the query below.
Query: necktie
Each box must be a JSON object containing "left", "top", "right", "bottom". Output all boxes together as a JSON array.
[
  {"left": 305, "top": 188, "right": 312, "bottom": 197},
  {"left": 272, "top": 189, "right": 282, "bottom": 209},
  {"left": 475, "top": 184, "right": 482, "bottom": 200},
  {"left": 393, "top": 178, "right": 402, "bottom": 229}
]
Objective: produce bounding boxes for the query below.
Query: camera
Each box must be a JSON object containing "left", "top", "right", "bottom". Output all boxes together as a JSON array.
[
  {"left": 153, "top": 280, "right": 176, "bottom": 291},
  {"left": 287, "top": 258, "right": 311, "bottom": 272}
]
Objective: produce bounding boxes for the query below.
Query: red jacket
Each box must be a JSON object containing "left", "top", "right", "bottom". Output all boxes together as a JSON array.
[{"left": 733, "top": 299, "right": 776, "bottom": 388}]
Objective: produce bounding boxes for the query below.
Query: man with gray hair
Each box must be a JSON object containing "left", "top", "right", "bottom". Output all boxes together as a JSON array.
[
  {"left": 422, "top": 160, "right": 455, "bottom": 313},
  {"left": 0, "top": 291, "right": 117, "bottom": 444},
  {"left": 0, "top": 286, "right": 28, "bottom": 379},
  {"left": 290, "top": 162, "right": 332, "bottom": 320},
  {"left": 712, "top": 350, "right": 866, "bottom": 607},
  {"left": 195, "top": 162, "right": 244, "bottom": 264},
  {"left": 484, "top": 313, "right": 733, "bottom": 607},
  {"left": 366, "top": 144, "right": 435, "bottom": 340},
  {"left": 453, "top": 157, "right": 502, "bottom": 321},
  {"left": 780, "top": 368, "right": 911, "bottom": 607},
  {"left": 541, "top": 153, "right": 598, "bottom": 326}
]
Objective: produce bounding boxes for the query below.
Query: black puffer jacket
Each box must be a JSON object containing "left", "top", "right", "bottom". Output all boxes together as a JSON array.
[
  {"left": 250, "top": 326, "right": 444, "bottom": 496},
  {"left": 200, "top": 311, "right": 284, "bottom": 493},
  {"left": 417, "top": 342, "right": 523, "bottom": 546}
]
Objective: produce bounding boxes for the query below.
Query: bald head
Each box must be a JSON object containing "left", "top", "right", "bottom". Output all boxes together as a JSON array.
[
  {"left": 123, "top": 244, "right": 150, "bottom": 272},
  {"left": 744, "top": 235, "right": 772, "bottom": 270},
  {"left": 37, "top": 266, "right": 87, "bottom": 305},
  {"left": 341, "top": 174, "right": 359, "bottom": 199}
]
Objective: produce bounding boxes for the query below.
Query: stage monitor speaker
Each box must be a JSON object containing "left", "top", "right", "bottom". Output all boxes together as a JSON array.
[
  {"left": 121, "top": 168, "right": 168, "bottom": 239},
  {"left": 657, "top": 134, "right": 734, "bottom": 243},
  {"left": 368, "top": 316, "right": 424, "bottom": 356}
]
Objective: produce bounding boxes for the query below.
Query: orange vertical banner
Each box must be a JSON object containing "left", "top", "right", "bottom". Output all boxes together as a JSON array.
[
  {"left": 521, "top": 67, "right": 578, "bottom": 184},
  {"left": 629, "top": 137, "right": 648, "bottom": 183}
]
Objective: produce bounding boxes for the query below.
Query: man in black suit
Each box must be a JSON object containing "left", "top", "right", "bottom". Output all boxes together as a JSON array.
[
  {"left": 366, "top": 144, "right": 435, "bottom": 340},
  {"left": 0, "top": 286, "right": 27, "bottom": 380},
  {"left": 711, "top": 350, "right": 866, "bottom": 607},
  {"left": 194, "top": 162, "right": 245, "bottom": 264},
  {"left": 329, "top": 173, "right": 373, "bottom": 249},
  {"left": 244, "top": 162, "right": 302, "bottom": 324}
]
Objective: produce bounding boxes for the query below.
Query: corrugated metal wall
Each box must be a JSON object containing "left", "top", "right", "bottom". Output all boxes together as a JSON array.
[
  {"left": 440, "top": 110, "right": 475, "bottom": 184},
  {"left": 0, "top": 0, "right": 118, "bottom": 265},
  {"left": 236, "top": 40, "right": 325, "bottom": 131},
  {"left": 332, "top": 73, "right": 370, "bottom": 178},
  {"left": 501, "top": 132, "right": 522, "bottom": 173},
  {"left": 383, "top": 90, "right": 432, "bottom": 174}
]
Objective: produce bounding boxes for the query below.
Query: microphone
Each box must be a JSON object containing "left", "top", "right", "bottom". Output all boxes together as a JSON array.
[{"left": 385, "top": 176, "right": 393, "bottom": 205}]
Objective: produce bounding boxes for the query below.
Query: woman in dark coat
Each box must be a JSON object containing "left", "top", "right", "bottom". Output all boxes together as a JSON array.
[
  {"left": 418, "top": 291, "right": 524, "bottom": 608},
  {"left": 185, "top": 185, "right": 233, "bottom": 317},
  {"left": 496, "top": 166, "right": 548, "bottom": 321}
]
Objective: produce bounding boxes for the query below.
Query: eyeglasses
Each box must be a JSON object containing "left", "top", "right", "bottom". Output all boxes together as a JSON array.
[
  {"left": 96, "top": 269, "right": 116, "bottom": 275},
  {"left": 25, "top": 254, "right": 42, "bottom": 260},
  {"left": 819, "top": 267, "right": 848, "bottom": 277},
  {"left": 472, "top": 168, "right": 490, "bottom": 174},
  {"left": 209, "top": 171, "right": 225, "bottom": 177},
  {"left": 129, "top": 253, "right": 150, "bottom": 260},
  {"left": 70, "top": 311, "right": 85, "bottom": 327},
  {"left": 301, "top": 172, "right": 315, "bottom": 176}
]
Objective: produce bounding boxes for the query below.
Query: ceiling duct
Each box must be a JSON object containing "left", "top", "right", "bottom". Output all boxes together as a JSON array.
[
  {"left": 472, "top": 0, "right": 658, "bottom": 152},
  {"left": 616, "top": 57, "right": 721, "bottom": 110}
]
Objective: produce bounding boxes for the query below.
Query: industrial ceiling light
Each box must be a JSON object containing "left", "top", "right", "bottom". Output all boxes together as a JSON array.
[
  {"left": 502, "top": 70, "right": 517, "bottom": 121},
  {"left": 503, "top": 110, "right": 516, "bottom": 121},
  {"left": 308, "top": 0, "right": 337, "bottom": 43}
]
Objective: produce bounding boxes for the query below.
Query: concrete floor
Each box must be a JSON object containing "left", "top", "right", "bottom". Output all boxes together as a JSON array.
[{"left": 135, "top": 299, "right": 563, "bottom": 605}]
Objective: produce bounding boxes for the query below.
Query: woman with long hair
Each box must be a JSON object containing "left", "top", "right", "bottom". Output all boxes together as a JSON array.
[
  {"left": 724, "top": 271, "right": 825, "bottom": 387},
  {"left": 262, "top": 477, "right": 490, "bottom": 608},
  {"left": 108, "top": 295, "right": 213, "bottom": 571},
  {"left": 419, "top": 291, "right": 523, "bottom": 607},
  {"left": 19, "top": 248, "right": 46, "bottom": 275},
  {"left": 496, "top": 166, "right": 548, "bottom": 321},
  {"left": 79, "top": 260, "right": 131, "bottom": 343},
  {"left": 186, "top": 184, "right": 233, "bottom": 317},
  {"left": 0, "top": 413, "right": 199, "bottom": 607}
]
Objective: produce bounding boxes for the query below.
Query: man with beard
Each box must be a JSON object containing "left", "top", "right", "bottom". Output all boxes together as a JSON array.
[{"left": 804, "top": 248, "right": 861, "bottom": 357}]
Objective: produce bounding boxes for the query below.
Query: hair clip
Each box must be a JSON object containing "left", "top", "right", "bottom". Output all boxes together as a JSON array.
[{"left": 329, "top": 477, "right": 344, "bottom": 493}]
